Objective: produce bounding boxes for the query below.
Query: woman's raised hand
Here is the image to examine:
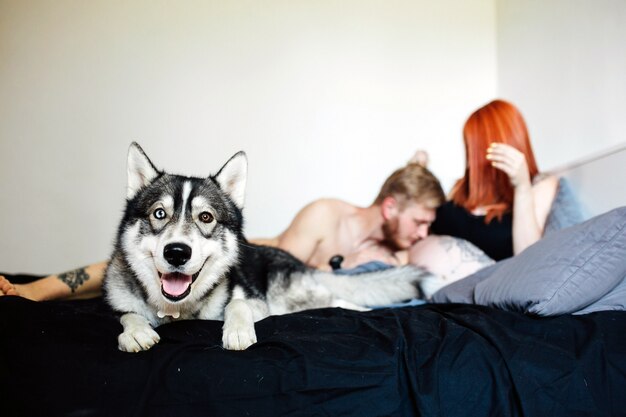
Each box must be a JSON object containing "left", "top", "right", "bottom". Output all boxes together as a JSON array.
[{"left": 486, "top": 143, "right": 531, "bottom": 188}]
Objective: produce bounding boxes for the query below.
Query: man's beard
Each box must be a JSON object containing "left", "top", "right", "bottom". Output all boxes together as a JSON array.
[{"left": 382, "top": 219, "right": 405, "bottom": 251}]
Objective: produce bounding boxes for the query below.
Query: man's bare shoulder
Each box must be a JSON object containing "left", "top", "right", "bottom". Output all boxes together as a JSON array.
[
  {"left": 274, "top": 198, "right": 358, "bottom": 259},
  {"left": 299, "top": 198, "right": 358, "bottom": 217},
  {"left": 288, "top": 198, "right": 358, "bottom": 235}
]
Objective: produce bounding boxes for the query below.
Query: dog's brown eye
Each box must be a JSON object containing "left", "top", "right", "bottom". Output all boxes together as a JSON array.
[
  {"left": 153, "top": 208, "right": 166, "bottom": 220},
  {"left": 199, "top": 211, "right": 214, "bottom": 223}
]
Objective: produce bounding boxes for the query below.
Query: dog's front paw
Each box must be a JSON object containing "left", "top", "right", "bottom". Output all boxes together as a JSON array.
[
  {"left": 118, "top": 313, "right": 161, "bottom": 352},
  {"left": 222, "top": 322, "right": 257, "bottom": 350},
  {"left": 118, "top": 326, "right": 161, "bottom": 352}
]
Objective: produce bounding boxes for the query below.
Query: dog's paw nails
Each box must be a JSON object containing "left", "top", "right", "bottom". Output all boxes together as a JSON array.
[
  {"left": 118, "top": 327, "right": 161, "bottom": 352},
  {"left": 222, "top": 326, "right": 257, "bottom": 351}
]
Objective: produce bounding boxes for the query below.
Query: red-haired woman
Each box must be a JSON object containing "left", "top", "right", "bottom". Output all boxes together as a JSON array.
[{"left": 409, "top": 99, "right": 560, "bottom": 293}]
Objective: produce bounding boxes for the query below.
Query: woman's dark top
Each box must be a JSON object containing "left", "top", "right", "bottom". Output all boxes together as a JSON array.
[{"left": 429, "top": 201, "right": 513, "bottom": 261}]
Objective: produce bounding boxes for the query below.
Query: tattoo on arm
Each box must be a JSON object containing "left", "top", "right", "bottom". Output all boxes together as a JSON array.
[
  {"left": 439, "top": 236, "right": 494, "bottom": 266},
  {"left": 455, "top": 239, "right": 494, "bottom": 265},
  {"left": 57, "top": 267, "right": 90, "bottom": 293}
]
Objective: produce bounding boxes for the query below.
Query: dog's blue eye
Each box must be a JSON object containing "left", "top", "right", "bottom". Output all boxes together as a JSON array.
[
  {"left": 199, "top": 211, "right": 214, "bottom": 223},
  {"left": 154, "top": 208, "right": 166, "bottom": 220}
]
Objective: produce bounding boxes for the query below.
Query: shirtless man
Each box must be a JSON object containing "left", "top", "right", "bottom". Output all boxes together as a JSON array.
[{"left": 0, "top": 160, "right": 446, "bottom": 301}]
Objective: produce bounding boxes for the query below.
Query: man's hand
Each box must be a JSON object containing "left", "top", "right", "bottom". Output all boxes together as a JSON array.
[{"left": 486, "top": 143, "right": 531, "bottom": 188}]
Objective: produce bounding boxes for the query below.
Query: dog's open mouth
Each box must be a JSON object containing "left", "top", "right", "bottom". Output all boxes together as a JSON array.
[{"left": 159, "top": 272, "right": 198, "bottom": 301}]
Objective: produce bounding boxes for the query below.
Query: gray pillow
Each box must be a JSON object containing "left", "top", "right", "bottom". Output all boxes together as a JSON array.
[
  {"left": 543, "top": 177, "right": 588, "bottom": 235},
  {"left": 473, "top": 206, "right": 626, "bottom": 315},
  {"left": 575, "top": 271, "right": 626, "bottom": 314},
  {"left": 430, "top": 262, "right": 497, "bottom": 304}
]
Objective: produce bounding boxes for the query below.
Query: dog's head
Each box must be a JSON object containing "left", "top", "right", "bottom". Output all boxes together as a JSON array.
[{"left": 119, "top": 142, "right": 247, "bottom": 307}]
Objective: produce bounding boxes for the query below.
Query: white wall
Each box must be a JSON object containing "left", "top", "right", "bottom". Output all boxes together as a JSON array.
[
  {"left": 557, "top": 144, "right": 626, "bottom": 217},
  {"left": 0, "top": 0, "right": 497, "bottom": 273},
  {"left": 496, "top": 0, "right": 626, "bottom": 171}
]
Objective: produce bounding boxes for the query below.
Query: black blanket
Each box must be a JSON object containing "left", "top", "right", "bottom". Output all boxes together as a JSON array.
[{"left": 1, "top": 289, "right": 626, "bottom": 417}]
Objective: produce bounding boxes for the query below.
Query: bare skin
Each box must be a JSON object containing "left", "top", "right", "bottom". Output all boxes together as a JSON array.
[
  {"left": 486, "top": 143, "right": 559, "bottom": 254},
  {"left": 0, "top": 276, "right": 19, "bottom": 296},
  {"left": 0, "top": 262, "right": 108, "bottom": 301}
]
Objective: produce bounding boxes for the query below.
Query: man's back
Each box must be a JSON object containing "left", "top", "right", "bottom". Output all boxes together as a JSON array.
[{"left": 264, "top": 199, "right": 403, "bottom": 270}]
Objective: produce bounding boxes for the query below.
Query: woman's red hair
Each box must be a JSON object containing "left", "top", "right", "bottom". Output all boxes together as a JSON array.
[{"left": 450, "top": 99, "right": 539, "bottom": 223}]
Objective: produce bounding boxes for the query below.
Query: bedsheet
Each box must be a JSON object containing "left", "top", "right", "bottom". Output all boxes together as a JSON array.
[{"left": 1, "top": 290, "right": 625, "bottom": 417}]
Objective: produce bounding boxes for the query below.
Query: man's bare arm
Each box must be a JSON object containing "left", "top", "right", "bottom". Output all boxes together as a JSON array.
[{"left": 274, "top": 200, "right": 334, "bottom": 267}]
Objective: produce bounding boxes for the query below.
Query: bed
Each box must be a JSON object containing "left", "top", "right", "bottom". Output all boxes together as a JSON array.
[
  {"left": 2, "top": 147, "right": 626, "bottom": 417},
  {"left": 2, "top": 282, "right": 625, "bottom": 417}
]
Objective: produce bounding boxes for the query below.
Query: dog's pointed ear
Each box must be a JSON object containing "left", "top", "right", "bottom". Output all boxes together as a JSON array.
[
  {"left": 127, "top": 142, "right": 159, "bottom": 199},
  {"left": 214, "top": 151, "right": 247, "bottom": 209}
]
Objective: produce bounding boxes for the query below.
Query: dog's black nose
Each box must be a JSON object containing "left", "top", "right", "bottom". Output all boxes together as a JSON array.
[{"left": 164, "top": 243, "right": 192, "bottom": 267}]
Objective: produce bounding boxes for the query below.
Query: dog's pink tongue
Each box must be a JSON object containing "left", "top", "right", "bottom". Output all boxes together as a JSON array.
[{"left": 161, "top": 273, "right": 192, "bottom": 296}]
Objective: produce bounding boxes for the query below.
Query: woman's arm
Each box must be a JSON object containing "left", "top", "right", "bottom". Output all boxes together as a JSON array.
[
  {"left": 487, "top": 143, "right": 558, "bottom": 254},
  {"left": 0, "top": 261, "right": 107, "bottom": 301}
]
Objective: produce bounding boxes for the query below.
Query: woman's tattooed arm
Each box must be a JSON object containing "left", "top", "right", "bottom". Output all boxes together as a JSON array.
[{"left": 57, "top": 267, "right": 91, "bottom": 293}]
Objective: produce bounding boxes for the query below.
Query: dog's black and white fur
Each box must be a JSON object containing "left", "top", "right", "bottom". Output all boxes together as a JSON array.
[{"left": 104, "top": 143, "right": 432, "bottom": 352}]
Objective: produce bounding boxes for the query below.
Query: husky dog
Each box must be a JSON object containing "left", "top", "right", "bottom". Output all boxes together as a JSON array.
[{"left": 104, "top": 143, "right": 431, "bottom": 352}]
